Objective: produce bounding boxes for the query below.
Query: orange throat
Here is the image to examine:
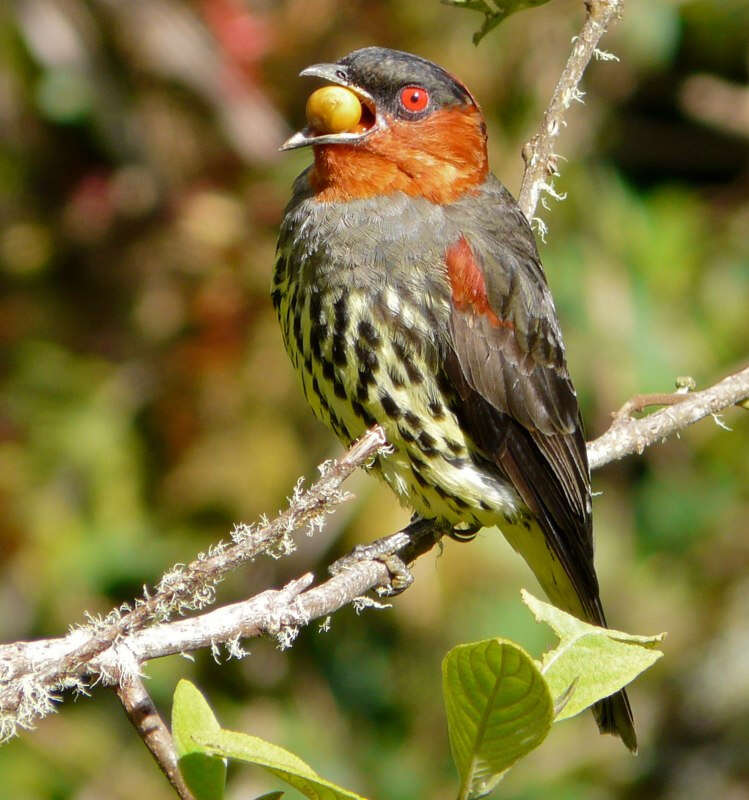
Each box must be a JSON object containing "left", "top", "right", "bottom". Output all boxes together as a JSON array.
[{"left": 309, "top": 106, "right": 489, "bottom": 205}]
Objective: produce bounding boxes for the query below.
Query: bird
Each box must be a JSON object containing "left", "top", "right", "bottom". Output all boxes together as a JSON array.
[{"left": 273, "top": 46, "right": 636, "bottom": 752}]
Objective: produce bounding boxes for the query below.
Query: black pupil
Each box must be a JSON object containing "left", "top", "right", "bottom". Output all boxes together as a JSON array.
[{"left": 409, "top": 91, "right": 421, "bottom": 105}]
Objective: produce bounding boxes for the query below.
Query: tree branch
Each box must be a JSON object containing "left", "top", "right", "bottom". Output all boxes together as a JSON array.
[
  {"left": 518, "top": 0, "right": 623, "bottom": 227},
  {"left": 0, "top": 427, "right": 387, "bottom": 741},
  {"left": 1, "top": 367, "right": 747, "bottom": 746}
]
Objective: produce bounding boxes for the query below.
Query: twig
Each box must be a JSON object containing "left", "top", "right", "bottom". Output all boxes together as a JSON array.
[
  {"left": 518, "top": 0, "right": 624, "bottom": 225},
  {"left": 116, "top": 676, "right": 195, "bottom": 800},
  {"left": 587, "top": 365, "right": 749, "bottom": 470},
  {"left": 612, "top": 392, "right": 690, "bottom": 421},
  {"left": 610, "top": 376, "right": 697, "bottom": 422}
]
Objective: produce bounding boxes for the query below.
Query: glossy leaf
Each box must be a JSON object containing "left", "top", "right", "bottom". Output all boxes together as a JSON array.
[
  {"left": 194, "top": 728, "right": 370, "bottom": 800},
  {"left": 172, "top": 680, "right": 227, "bottom": 800},
  {"left": 442, "top": 639, "right": 554, "bottom": 799},
  {"left": 522, "top": 591, "right": 665, "bottom": 720},
  {"left": 442, "top": 0, "right": 553, "bottom": 43}
]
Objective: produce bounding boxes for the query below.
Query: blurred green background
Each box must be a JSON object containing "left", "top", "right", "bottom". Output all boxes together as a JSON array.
[{"left": 1, "top": 0, "right": 748, "bottom": 797}]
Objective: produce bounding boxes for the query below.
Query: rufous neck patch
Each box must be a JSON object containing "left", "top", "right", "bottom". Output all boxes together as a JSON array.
[
  {"left": 310, "top": 106, "right": 488, "bottom": 205},
  {"left": 446, "top": 236, "right": 513, "bottom": 329}
]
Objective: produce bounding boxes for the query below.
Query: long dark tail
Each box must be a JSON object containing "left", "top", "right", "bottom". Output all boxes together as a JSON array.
[
  {"left": 499, "top": 516, "right": 640, "bottom": 752},
  {"left": 593, "top": 686, "right": 637, "bottom": 753},
  {"left": 496, "top": 428, "right": 639, "bottom": 751}
]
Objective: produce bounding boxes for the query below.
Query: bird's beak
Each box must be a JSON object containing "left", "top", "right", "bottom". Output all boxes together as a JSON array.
[{"left": 279, "top": 62, "right": 382, "bottom": 152}]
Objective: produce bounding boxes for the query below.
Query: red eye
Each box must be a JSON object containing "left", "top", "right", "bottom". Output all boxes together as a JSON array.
[{"left": 399, "top": 86, "right": 429, "bottom": 113}]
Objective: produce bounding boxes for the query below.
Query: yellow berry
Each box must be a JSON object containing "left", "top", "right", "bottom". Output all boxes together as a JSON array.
[{"left": 305, "top": 86, "right": 362, "bottom": 134}]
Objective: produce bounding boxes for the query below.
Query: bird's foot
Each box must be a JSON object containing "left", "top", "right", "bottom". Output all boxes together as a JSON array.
[{"left": 329, "top": 531, "right": 414, "bottom": 596}]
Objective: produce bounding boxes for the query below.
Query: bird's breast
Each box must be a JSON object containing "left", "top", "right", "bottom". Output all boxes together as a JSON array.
[
  {"left": 275, "top": 190, "right": 456, "bottom": 343},
  {"left": 272, "top": 188, "right": 524, "bottom": 527}
]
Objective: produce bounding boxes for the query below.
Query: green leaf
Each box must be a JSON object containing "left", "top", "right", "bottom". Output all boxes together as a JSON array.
[
  {"left": 172, "top": 680, "right": 227, "bottom": 800},
  {"left": 442, "top": 639, "right": 554, "bottom": 799},
  {"left": 254, "top": 793, "right": 285, "bottom": 800},
  {"left": 194, "top": 728, "right": 371, "bottom": 800},
  {"left": 442, "top": 0, "right": 553, "bottom": 44},
  {"left": 522, "top": 590, "right": 665, "bottom": 721}
]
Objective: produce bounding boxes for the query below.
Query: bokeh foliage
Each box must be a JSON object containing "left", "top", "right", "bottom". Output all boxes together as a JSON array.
[{"left": 0, "top": 1, "right": 748, "bottom": 798}]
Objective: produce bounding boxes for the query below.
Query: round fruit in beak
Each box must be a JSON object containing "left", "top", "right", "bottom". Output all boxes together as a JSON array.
[{"left": 305, "top": 86, "right": 362, "bottom": 135}]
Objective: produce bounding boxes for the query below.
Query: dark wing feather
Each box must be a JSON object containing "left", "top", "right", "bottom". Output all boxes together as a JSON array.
[
  {"left": 443, "top": 198, "right": 637, "bottom": 751},
  {"left": 443, "top": 220, "right": 601, "bottom": 622},
  {"left": 443, "top": 326, "right": 601, "bottom": 623}
]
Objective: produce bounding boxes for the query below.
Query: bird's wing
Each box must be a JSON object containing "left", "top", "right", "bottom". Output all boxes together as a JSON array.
[{"left": 442, "top": 207, "right": 602, "bottom": 623}]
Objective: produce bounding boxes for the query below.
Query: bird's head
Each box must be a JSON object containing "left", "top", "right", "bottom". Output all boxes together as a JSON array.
[{"left": 281, "top": 47, "right": 488, "bottom": 205}]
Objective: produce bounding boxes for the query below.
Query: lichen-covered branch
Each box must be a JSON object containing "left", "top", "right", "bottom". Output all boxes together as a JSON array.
[
  {"left": 0, "top": 426, "right": 387, "bottom": 741},
  {"left": 1, "top": 367, "right": 747, "bottom": 746},
  {"left": 518, "top": 0, "right": 624, "bottom": 227}
]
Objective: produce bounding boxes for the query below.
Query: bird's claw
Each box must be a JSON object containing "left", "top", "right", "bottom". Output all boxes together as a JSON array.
[
  {"left": 329, "top": 533, "right": 414, "bottom": 596},
  {"left": 374, "top": 553, "right": 414, "bottom": 595}
]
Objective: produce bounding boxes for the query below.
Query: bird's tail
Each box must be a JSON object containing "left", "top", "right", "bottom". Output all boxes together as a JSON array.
[
  {"left": 593, "top": 687, "right": 637, "bottom": 754},
  {"left": 501, "top": 518, "right": 638, "bottom": 752}
]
